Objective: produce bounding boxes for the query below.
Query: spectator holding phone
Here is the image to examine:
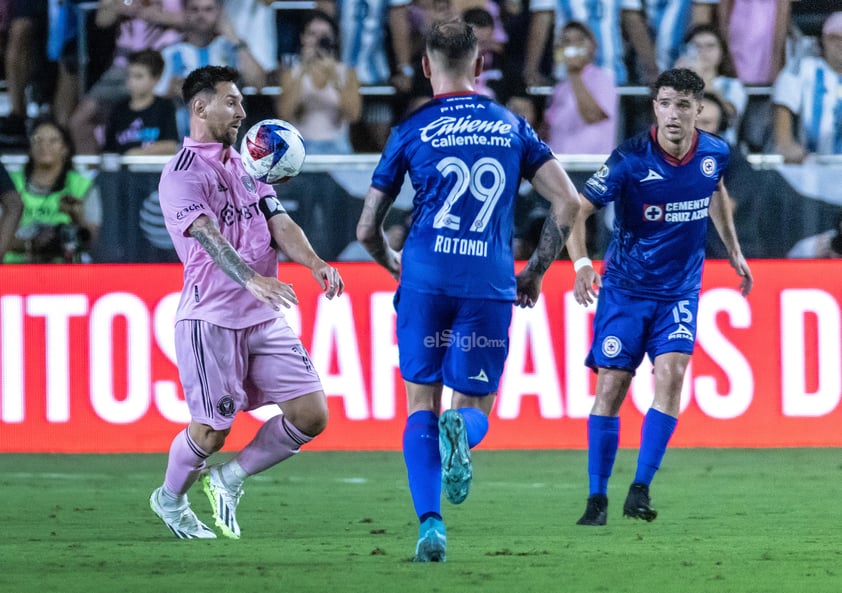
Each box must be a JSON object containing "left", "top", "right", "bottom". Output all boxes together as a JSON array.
[{"left": 277, "top": 10, "right": 361, "bottom": 154}]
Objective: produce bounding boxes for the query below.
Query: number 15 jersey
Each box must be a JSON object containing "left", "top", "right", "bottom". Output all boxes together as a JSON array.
[{"left": 371, "top": 92, "right": 554, "bottom": 300}]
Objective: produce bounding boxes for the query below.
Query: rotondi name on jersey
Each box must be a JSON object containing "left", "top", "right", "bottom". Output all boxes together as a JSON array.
[{"left": 419, "top": 116, "right": 513, "bottom": 148}]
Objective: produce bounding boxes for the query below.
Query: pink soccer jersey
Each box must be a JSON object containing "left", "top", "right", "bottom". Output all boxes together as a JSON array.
[{"left": 158, "top": 138, "right": 282, "bottom": 329}]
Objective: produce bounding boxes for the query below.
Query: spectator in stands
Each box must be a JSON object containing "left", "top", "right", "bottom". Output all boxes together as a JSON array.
[
  {"left": 0, "top": 161, "right": 23, "bottom": 262},
  {"left": 68, "top": 0, "right": 184, "bottom": 154},
  {"left": 0, "top": 0, "right": 47, "bottom": 143},
  {"left": 718, "top": 0, "right": 792, "bottom": 86},
  {"left": 0, "top": 1, "right": 8, "bottom": 59},
  {"left": 276, "top": 10, "right": 360, "bottom": 154},
  {"left": 541, "top": 20, "right": 618, "bottom": 155},
  {"left": 463, "top": 7, "right": 505, "bottom": 100},
  {"left": 674, "top": 23, "right": 747, "bottom": 146},
  {"left": 696, "top": 90, "right": 730, "bottom": 137},
  {"left": 523, "top": 1, "right": 658, "bottom": 87},
  {"left": 0, "top": 0, "right": 47, "bottom": 144},
  {"left": 695, "top": 89, "right": 764, "bottom": 259},
  {"left": 0, "top": 0, "right": 87, "bottom": 140},
  {"left": 408, "top": 0, "right": 454, "bottom": 59},
  {"left": 103, "top": 49, "right": 180, "bottom": 155},
  {"left": 453, "top": 0, "right": 508, "bottom": 51},
  {"left": 504, "top": 88, "right": 539, "bottom": 129},
  {"left": 155, "top": 0, "right": 267, "bottom": 140},
  {"left": 45, "top": 0, "right": 81, "bottom": 126},
  {"left": 3, "top": 117, "right": 100, "bottom": 263},
  {"left": 325, "top": 0, "right": 414, "bottom": 151},
  {"left": 787, "top": 212, "right": 842, "bottom": 259},
  {"left": 643, "top": 0, "right": 718, "bottom": 73},
  {"left": 773, "top": 11, "right": 842, "bottom": 164},
  {"left": 223, "top": 0, "right": 278, "bottom": 84}
]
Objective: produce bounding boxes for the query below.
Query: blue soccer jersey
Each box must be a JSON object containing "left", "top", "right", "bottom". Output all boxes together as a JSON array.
[
  {"left": 371, "top": 93, "right": 554, "bottom": 300},
  {"left": 582, "top": 127, "right": 730, "bottom": 300}
]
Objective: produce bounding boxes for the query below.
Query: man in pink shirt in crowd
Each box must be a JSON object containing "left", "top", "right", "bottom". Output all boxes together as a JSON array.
[
  {"left": 149, "top": 65, "right": 344, "bottom": 539},
  {"left": 543, "top": 20, "right": 618, "bottom": 155}
]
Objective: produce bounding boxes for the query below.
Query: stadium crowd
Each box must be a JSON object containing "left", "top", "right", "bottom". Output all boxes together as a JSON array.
[{"left": 0, "top": 0, "right": 840, "bottom": 263}]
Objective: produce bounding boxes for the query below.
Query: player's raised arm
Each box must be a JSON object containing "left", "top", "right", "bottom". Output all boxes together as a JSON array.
[
  {"left": 356, "top": 186, "right": 401, "bottom": 280},
  {"left": 708, "top": 179, "right": 753, "bottom": 296},
  {"left": 264, "top": 209, "right": 344, "bottom": 299}
]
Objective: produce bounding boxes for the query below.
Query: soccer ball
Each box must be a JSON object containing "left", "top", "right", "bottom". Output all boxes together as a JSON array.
[{"left": 240, "top": 119, "right": 306, "bottom": 184}]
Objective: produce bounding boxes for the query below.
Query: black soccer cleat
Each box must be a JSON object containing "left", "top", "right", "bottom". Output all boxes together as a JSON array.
[
  {"left": 623, "top": 482, "right": 658, "bottom": 522},
  {"left": 576, "top": 494, "right": 608, "bottom": 526}
]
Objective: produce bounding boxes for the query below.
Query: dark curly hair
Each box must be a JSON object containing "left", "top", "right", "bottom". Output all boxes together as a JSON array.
[{"left": 652, "top": 68, "right": 706, "bottom": 101}]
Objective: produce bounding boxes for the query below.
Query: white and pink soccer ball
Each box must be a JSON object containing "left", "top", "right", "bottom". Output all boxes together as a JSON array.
[{"left": 240, "top": 119, "right": 306, "bottom": 184}]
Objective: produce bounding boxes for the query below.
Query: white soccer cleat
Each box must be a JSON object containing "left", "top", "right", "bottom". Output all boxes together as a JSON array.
[
  {"left": 202, "top": 466, "right": 243, "bottom": 539},
  {"left": 150, "top": 487, "right": 217, "bottom": 539}
]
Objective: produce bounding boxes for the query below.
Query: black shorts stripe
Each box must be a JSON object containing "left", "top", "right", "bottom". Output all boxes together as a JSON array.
[{"left": 190, "top": 320, "right": 213, "bottom": 418}]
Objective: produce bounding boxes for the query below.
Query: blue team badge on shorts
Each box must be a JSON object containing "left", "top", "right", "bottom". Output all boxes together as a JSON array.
[
  {"left": 217, "top": 396, "right": 236, "bottom": 417},
  {"left": 700, "top": 157, "right": 717, "bottom": 177},
  {"left": 601, "top": 336, "right": 622, "bottom": 358}
]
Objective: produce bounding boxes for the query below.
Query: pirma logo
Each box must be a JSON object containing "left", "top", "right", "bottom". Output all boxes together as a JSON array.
[{"left": 668, "top": 324, "right": 694, "bottom": 340}]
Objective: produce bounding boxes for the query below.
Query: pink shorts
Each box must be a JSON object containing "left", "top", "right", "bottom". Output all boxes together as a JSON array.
[{"left": 174, "top": 317, "right": 323, "bottom": 429}]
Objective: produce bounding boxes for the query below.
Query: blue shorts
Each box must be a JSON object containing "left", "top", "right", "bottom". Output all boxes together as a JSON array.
[
  {"left": 586, "top": 287, "right": 698, "bottom": 374},
  {"left": 394, "top": 287, "right": 512, "bottom": 396}
]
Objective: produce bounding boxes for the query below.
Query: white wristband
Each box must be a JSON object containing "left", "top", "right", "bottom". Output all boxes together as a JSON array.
[{"left": 573, "top": 257, "right": 592, "bottom": 273}]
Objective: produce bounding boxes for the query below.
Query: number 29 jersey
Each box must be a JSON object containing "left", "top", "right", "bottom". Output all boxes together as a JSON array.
[{"left": 371, "top": 93, "right": 554, "bottom": 300}]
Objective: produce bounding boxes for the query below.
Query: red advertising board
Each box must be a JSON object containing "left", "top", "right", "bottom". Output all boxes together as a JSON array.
[{"left": 0, "top": 261, "right": 840, "bottom": 452}]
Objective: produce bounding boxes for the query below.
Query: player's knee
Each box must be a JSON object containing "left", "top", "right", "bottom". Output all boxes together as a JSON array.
[
  {"left": 299, "top": 408, "right": 329, "bottom": 437},
  {"left": 283, "top": 391, "right": 329, "bottom": 437},
  {"left": 190, "top": 424, "right": 230, "bottom": 454}
]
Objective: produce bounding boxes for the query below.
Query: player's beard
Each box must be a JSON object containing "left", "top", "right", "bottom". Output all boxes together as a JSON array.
[{"left": 214, "top": 125, "right": 237, "bottom": 149}]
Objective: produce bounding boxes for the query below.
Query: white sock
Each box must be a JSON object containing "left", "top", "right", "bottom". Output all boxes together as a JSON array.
[
  {"left": 159, "top": 485, "right": 186, "bottom": 507},
  {"left": 220, "top": 459, "right": 249, "bottom": 489}
]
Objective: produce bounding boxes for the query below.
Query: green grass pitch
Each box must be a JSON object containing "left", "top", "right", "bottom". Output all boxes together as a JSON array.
[{"left": 1, "top": 449, "right": 840, "bottom": 593}]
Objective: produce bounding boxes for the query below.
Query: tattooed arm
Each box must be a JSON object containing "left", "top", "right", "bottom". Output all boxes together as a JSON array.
[
  {"left": 188, "top": 214, "right": 298, "bottom": 310},
  {"left": 515, "top": 159, "right": 580, "bottom": 308},
  {"left": 356, "top": 187, "right": 401, "bottom": 280}
]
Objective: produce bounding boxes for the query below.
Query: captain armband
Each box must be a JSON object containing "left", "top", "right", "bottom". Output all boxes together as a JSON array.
[{"left": 259, "top": 195, "right": 287, "bottom": 221}]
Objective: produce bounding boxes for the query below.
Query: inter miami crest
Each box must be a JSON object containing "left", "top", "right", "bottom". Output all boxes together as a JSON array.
[{"left": 217, "top": 396, "right": 236, "bottom": 417}]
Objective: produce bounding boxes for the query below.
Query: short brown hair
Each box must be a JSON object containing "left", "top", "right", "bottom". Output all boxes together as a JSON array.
[{"left": 128, "top": 49, "right": 166, "bottom": 79}]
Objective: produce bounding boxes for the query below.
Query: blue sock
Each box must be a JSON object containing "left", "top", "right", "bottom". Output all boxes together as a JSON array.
[
  {"left": 634, "top": 408, "right": 678, "bottom": 486},
  {"left": 587, "top": 414, "right": 620, "bottom": 496},
  {"left": 403, "top": 410, "right": 441, "bottom": 520},
  {"left": 458, "top": 407, "right": 489, "bottom": 448}
]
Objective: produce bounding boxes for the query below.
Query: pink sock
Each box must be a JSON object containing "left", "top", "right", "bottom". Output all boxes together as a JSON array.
[
  {"left": 164, "top": 428, "right": 210, "bottom": 496},
  {"left": 235, "top": 415, "right": 312, "bottom": 476}
]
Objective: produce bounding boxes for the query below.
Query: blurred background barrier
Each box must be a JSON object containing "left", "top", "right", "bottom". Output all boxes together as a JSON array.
[{"left": 3, "top": 153, "right": 842, "bottom": 260}]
